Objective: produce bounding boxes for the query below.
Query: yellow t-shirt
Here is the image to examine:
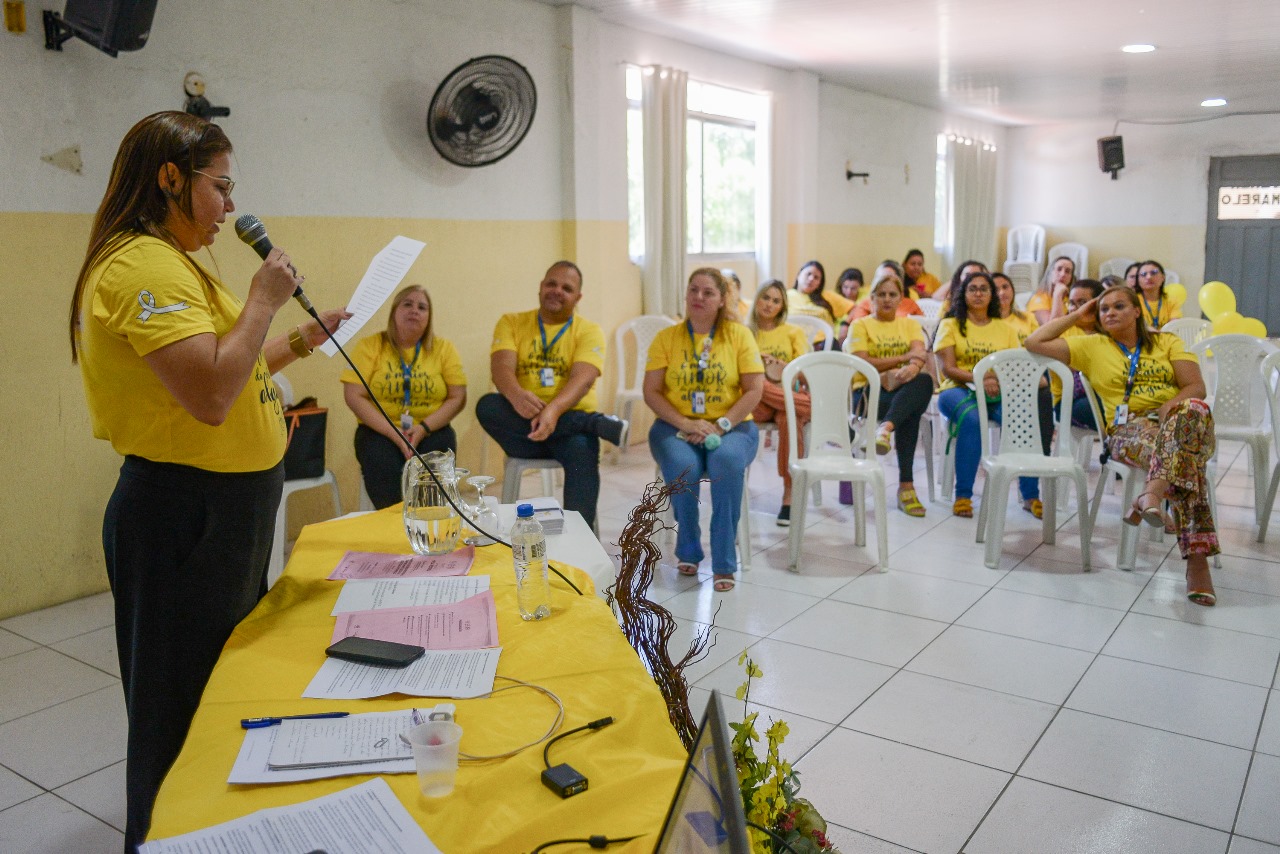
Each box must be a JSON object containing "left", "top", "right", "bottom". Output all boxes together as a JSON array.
[
  {"left": 1050, "top": 325, "right": 1088, "bottom": 404},
  {"left": 1066, "top": 332, "right": 1197, "bottom": 429},
  {"left": 341, "top": 334, "right": 466, "bottom": 425},
  {"left": 77, "top": 235, "right": 286, "bottom": 472},
  {"left": 1026, "top": 291, "right": 1053, "bottom": 317},
  {"left": 786, "top": 288, "right": 856, "bottom": 330},
  {"left": 844, "top": 316, "right": 926, "bottom": 360},
  {"left": 1003, "top": 311, "right": 1039, "bottom": 345},
  {"left": 646, "top": 321, "right": 764, "bottom": 420},
  {"left": 1138, "top": 291, "right": 1185, "bottom": 329},
  {"left": 490, "top": 309, "right": 605, "bottom": 412},
  {"left": 753, "top": 323, "right": 811, "bottom": 363},
  {"left": 932, "top": 317, "right": 1021, "bottom": 390}
]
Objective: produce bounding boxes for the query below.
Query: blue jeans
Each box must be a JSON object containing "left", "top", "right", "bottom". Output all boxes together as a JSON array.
[
  {"left": 476, "top": 393, "right": 601, "bottom": 528},
  {"left": 938, "top": 387, "right": 1051, "bottom": 501},
  {"left": 649, "top": 419, "right": 759, "bottom": 573}
]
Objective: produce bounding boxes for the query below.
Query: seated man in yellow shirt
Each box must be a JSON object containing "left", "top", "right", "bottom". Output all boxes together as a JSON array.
[{"left": 476, "top": 261, "right": 625, "bottom": 529}]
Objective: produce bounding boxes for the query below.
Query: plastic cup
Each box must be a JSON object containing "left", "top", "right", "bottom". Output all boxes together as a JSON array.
[{"left": 405, "top": 720, "right": 463, "bottom": 797}]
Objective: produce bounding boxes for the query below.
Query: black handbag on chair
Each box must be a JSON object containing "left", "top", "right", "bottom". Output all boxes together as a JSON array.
[{"left": 282, "top": 396, "right": 328, "bottom": 480}]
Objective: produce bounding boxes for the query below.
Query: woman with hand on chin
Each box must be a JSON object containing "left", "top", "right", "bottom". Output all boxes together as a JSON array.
[
  {"left": 1027, "top": 256, "right": 1076, "bottom": 325},
  {"left": 935, "top": 271, "right": 1049, "bottom": 519},
  {"left": 844, "top": 270, "right": 934, "bottom": 516},
  {"left": 69, "top": 112, "right": 349, "bottom": 852},
  {"left": 747, "top": 279, "right": 813, "bottom": 526},
  {"left": 645, "top": 268, "right": 764, "bottom": 591},
  {"left": 1026, "top": 287, "right": 1218, "bottom": 605},
  {"left": 342, "top": 284, "right": 467, "bottom": 509}
]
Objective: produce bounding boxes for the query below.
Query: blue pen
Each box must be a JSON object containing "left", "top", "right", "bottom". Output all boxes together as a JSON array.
[{"left": 240, "top": 711, "right": 350, "bottom": 729}]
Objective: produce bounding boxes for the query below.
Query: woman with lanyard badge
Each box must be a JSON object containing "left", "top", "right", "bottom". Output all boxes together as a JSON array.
[
  {"left": 343, "top": 284, "right": 466, "bottom": 508},
  {"left": 69, "top": 112, "right": 348, "bottom": 851},
  {"left": 1134, "top": 259, "right": 1182, "bottom": 330},
  {"left": 645, "top": 268, "right": 764, "bottom": 591},
  {"left": 1027, "top": 286, "right": 1218, "bottom": 605}
]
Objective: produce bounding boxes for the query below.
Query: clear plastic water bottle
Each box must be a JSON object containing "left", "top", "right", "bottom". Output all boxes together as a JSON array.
[{"left": 510, "top": 503, "right": 551, "bottom": 621}]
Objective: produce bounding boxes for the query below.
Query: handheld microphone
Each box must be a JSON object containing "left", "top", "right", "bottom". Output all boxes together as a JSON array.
[{"left": 233, "top": 213, "right": 315, "bottom": 314}]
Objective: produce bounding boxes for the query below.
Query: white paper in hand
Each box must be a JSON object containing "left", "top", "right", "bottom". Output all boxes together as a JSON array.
[{"left": 318, "top": 236, "right": 426, "bottom": 357}]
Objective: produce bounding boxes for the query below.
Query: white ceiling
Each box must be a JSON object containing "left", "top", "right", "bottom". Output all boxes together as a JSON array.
[{"left": 542, "top": 0, "right": 1280, "bottom": 126}]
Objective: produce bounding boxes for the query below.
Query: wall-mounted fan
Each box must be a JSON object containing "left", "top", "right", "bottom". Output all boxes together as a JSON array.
[{"left": 427, "top": 55, "right": 536, "bottom": 168}]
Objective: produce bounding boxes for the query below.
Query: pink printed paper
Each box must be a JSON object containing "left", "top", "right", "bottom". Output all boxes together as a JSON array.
[
  {"left": 330, "top": 591, "right": 499, "bottom": 650},
  {"left": 326, "top": 547, "right": 475, "bottom": 580}
]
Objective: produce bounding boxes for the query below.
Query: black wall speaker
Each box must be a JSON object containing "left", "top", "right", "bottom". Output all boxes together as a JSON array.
[
  {"left": 61, "top": 0, "right": 157, "bottom": 56},
  {"left": 1098, "top": 136, "right": 1125, "bottom": 179}
]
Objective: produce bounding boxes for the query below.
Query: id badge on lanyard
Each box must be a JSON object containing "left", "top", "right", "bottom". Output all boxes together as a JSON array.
[
  {"left": 691, "top": 391, "right": 707, "bottom": 415},
  {"left": 687, "top": 320, "right": 715, "bottom": 417},
  {"left": 539, "top": 367, "right": 556, "bottom": 388},
  {"left": 1112, "top": 340, "right": 1141, "bottom": 429}
]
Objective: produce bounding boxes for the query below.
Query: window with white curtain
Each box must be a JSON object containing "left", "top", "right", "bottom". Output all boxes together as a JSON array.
[
  {"left": 626, "top": 67, "right": 765, "bottom": 262},
  {"left": 934, "top": 132, "right": 999, "bottom": 268}
]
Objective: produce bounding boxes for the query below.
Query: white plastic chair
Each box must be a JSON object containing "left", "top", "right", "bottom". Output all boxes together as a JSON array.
[
  {"left": 789, "top": 315, "right": 834, "bottom": 351},
  {"left": 1007, "top": 224, "right": 1046, "bottom": 267},
  {"left": 613, "top": 315, "right": 677, "bottom": 454},
  {"left": 1164, "top": 270, "right": 1181, "bottom": 284},
  {"left": 1014, "top": 292, "right": 1032, "bottom": 312},
  {"left": 1047, "top": 242, "right": 1089, "bottom": 281},
  {"left": 1190, "top": 334, "right": 1278, "bottom": 523},
  {"left": 783, "top": 352, "right": 890, "bottom": 573},
  {"left": 269, "top": 374, "right": 343, "bottom": 589},
  {"left": 1098, "top": 257, "right": 1136, "bottom": 280},
  {"left": 916, "top": 298, "right": 943, "bottom": 320},
  {"left": 1163, "top": 318, "right": 1212, "bottom": 349},
  {"left": 1002, "top": 260, "right": 1040, "bottom": 296},
  {"left": 971, "top": 351, "right": 1092, "bottom": 570},
  {"left": 1257, "top": 351, "right": 1280, "bottom": 542}
]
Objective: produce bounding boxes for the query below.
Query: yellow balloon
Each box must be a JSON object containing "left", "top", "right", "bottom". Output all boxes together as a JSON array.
[
  {"left": 1164, "top": 282, "right": 1187, "bottom": 305},
  {"left": 1198, "top": 281, "right": 1236, "bottom": 320},
  {"left": 1239, "top": 317, "right": 1269, "bottom": 339},
  {"left": 1212, "top": 311, "right": 1245, "bottom": 335}
]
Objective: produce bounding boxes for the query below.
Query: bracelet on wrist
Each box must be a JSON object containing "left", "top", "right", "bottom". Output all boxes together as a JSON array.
[
  {"left": 288, "top": 326, "right": 313, "bottom": 359},
  {"left": 421, "top": 422, "right": 432, "bottom": 436}
]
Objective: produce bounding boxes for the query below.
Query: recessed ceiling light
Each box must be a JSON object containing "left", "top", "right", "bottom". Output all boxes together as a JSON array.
[
  {"left": 1201, "top": 98, "right": 1228, "bottom": 107},
  {"left": 1122, "top": 44, "right": 1156, "bottom": 53}
]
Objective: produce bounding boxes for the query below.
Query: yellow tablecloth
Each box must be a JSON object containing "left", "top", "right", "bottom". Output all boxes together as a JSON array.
[{"left": 149, "top": 507, "right": 687, "bottom": 852}]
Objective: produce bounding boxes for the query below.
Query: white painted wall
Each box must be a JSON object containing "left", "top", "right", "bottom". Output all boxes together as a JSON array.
[
  {"left": 1002, "top": 114, "right": 1280, "bottom": 282},
  {"left": 0, "top": 0, "right": 567, "bottom": 220}
]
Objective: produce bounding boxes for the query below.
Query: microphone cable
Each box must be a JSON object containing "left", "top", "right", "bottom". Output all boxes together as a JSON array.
[{"left": 287, "top": 288, "right": 584, "bottom": 597}]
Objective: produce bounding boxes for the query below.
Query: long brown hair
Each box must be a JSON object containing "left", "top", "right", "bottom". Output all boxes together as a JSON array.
[
  {"left": 384, "top": 285, "right": 436, "bottom": 352},
  {"left": 69, "top": 112, "right": 232, "bottom": 362}
]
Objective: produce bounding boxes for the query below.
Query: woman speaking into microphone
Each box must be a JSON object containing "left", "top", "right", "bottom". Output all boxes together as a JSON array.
[{"left": 68, "top": 111, "right": 347, "bottom": 852}]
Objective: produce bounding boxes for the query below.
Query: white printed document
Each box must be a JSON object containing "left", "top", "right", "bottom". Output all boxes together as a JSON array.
[
  {"left": 331, "top": 576, "right": 490, "bottom": 614},
  {"left": 303, "top": 648, "right": 501, "bottom": 700},
  {"left": 318, "top": 236, "right": 426, "bottom": 357},
  {"left": 138, "top": 778, "right": 440, "bottom": 854},
  {"left": 331, "top": 592, "right": 499, "bottom": 650},
  {"left": 268, "top": 710, "right": 413, "bottom": 770}
]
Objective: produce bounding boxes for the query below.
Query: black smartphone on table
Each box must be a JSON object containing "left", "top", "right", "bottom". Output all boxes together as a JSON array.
[{"left": 325, "top": 636, "right": 425, "bottom": 668}]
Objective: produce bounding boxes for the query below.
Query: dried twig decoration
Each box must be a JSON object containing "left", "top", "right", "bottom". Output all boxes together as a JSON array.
[{"left": 606, "top": 475, "right": 714, "bottom": 750}]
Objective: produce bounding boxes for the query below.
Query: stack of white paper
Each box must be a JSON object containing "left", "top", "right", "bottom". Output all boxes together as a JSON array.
[{"left": 526, "top": 496, "right": 564, "bottom": 534}]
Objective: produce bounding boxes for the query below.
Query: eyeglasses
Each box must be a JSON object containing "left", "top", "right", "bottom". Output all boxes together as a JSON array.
[{"left": 193, "top": 170, "right": 235, "bottom": 199}]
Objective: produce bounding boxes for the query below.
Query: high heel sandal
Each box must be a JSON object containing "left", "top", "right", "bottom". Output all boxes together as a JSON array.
[
  {"left": 1185, "top": 567, "right": 1217, "bottom": 607},
  {"left": 1124, "top": 490, "right": 1172, "bottom": 529}
]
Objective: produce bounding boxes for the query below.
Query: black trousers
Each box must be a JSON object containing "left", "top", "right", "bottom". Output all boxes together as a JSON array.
[
  {"left": 475, "top": 392, "right": 601, "bottom": 529},
  {"left": 354, "top": 423, "right": 459, "bottom": 509},
  {"left": 874, "top": 373, "right": 935, "bottom": 480},
  {"left": 103, "top": 456, "right": 283, "bottom": 853}
]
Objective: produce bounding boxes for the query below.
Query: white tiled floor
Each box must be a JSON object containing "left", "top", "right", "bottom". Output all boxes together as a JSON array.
[{"left": 2, "top": 438, "right": 1278, "bottom": 853}]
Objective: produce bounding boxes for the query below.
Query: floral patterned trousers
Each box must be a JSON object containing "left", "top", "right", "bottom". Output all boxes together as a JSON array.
[{"left": 1106, "top": 398, "right": 1219, "bottom": 558}]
